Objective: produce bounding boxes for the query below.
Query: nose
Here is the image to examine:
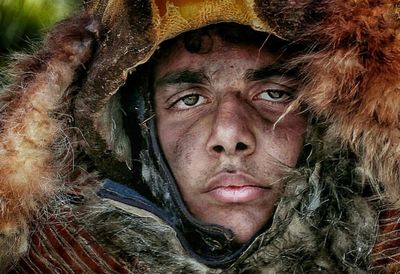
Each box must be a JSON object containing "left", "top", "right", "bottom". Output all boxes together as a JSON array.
[{"left": 206, "top": 94, "right": 256, "bottom": 157}]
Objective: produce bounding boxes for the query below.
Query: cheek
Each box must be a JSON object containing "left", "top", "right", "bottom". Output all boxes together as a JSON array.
[
  {"left": 262, "top": 114, "right": 306, "bottom": 167},
  {"left": 158, "top": 125, "right": 186, "bottom": 168},
  {"left": 171, "top": 132, "right": 197, "bottom": 168},
  {"left": 157, "top": 118, "right": 206, "bottom": 181},
  {"left": 157, "top": 110, "right": 212, "bottom": 163},
  {"left": 159, "top": 128, "right": 212, "bottom": 202}
]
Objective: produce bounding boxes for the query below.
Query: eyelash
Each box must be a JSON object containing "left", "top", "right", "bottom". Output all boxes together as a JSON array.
[
  {"left": 169, "top": 92, "right": 207, "bottom": 110},
  {"left": 255, "top": 89, "right": 293, "bottom": 103}
]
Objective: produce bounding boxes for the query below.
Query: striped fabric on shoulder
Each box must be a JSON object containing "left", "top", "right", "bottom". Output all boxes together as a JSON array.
[
  {"left": 370, "top": 207, "right": 400, "bottom": 274},
  {"left": 7, "top": 213, "right": 148, "bottom": 274}
]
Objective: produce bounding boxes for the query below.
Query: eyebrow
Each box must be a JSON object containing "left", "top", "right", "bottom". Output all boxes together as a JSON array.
[
  {"left": 245, "top": 64, "right": 297, "bottom": 82},
  {"left": 154, "top": 70, "right": 208, "bottom": 87}
]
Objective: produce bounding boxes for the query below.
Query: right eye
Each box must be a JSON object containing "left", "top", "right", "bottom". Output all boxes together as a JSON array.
[
  {"left": 182, "top": 94, "right": 201, "bottom": 106},
  {"left": 173, "top": 94, "right": 207, "bottom": 110}
]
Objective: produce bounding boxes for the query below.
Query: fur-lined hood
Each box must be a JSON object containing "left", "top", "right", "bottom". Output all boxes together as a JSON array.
[
  {"left": 82, "top": 0, "right": 399, "bottom": 200},
  {"left": 0, "top": 0, "right": 399, "bottom": 272}
]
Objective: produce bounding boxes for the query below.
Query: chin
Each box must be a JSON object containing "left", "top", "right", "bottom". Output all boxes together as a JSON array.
[
  {"left": 229, "top": 220, "right": 264, "bottom": 244},
  {"left": 199, "top": 207, "right": 272, "bottom": 244}
]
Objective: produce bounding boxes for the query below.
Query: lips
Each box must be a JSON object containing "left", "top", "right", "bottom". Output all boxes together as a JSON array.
[{"left": 206, "top": 172, "right": 270, "bottom": 203}]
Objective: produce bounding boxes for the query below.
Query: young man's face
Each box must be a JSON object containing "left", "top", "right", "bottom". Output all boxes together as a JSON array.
[{"left": 154, "top": 33, "right": 306, "bottom": 243}]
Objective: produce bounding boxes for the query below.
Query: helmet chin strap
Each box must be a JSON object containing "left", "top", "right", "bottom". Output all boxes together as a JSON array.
[{"left": 141, "top": 117, "right": 257, "bottom": 266}]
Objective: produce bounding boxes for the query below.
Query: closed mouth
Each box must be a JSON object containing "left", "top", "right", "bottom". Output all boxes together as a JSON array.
[{"left": 206, "top": 171, "right": 270, "bottom": 203}]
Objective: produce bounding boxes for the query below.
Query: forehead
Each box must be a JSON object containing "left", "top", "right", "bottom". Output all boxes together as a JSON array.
[{"left": 153, "top": 32, "right": 281, "bottom": 78}]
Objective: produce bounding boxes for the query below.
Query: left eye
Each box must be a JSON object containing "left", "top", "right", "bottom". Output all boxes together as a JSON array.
[{"left": 257, "top": 89, "right": 291, "bottom": 102}]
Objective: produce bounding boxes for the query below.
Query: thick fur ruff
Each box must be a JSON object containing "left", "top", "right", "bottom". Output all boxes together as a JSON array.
[
  {"left": 0, "top": 14, "right": 100, "bottom": 270},
  {"left": 75, "top": 197, "right": 210, "bottom": 274},
  {"left": 290, "top": 0, "right": 400, "bottom": 203}
]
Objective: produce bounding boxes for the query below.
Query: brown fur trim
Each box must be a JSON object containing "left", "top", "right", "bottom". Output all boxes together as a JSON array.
[
  {"left": 0, "top": 12, "right": 100, "bottom": 270},
  {"left": 290, "top": 0, "right": 400, "bottom": 203},
  {"left": 74, "top": 0, "right": 157, "bottom": 184}
]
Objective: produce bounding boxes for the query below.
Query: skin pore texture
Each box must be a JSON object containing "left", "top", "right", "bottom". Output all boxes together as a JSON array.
[{"left": 154, "top": 33, "right": 306, "bottom": 244}]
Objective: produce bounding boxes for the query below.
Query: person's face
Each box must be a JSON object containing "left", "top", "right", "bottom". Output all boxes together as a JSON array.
[{"left": 153, "top": 33, "right": 306, "bottom": 244}]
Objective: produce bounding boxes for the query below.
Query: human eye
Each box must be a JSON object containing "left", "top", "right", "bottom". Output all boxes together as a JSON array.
[
  {"left": 257, "top": 89, "right": 291, "bottom": 102},
  {"left": 172, "top": 93, "right": 207, "bottom": 110},
  {"left": 254, "top": 82, "right": 294, "bottom": 104}
]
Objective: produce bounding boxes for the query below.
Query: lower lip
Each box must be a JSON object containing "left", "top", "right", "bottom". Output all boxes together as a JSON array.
[{"left": 208, "top": 186, "right": 268, "bottom": 203}]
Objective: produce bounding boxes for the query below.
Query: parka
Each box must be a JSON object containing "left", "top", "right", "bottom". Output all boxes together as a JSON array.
[{"left": 1, "top": 0, "right": 399, "bottom": 273}]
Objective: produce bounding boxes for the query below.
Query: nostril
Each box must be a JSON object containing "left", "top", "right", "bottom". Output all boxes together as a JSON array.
[
  {"left": 213, "top": 145, "right": 224, "bottom": 153},
  {"left": 236, "top": 142, "right": 248, "bottom": 151}
]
